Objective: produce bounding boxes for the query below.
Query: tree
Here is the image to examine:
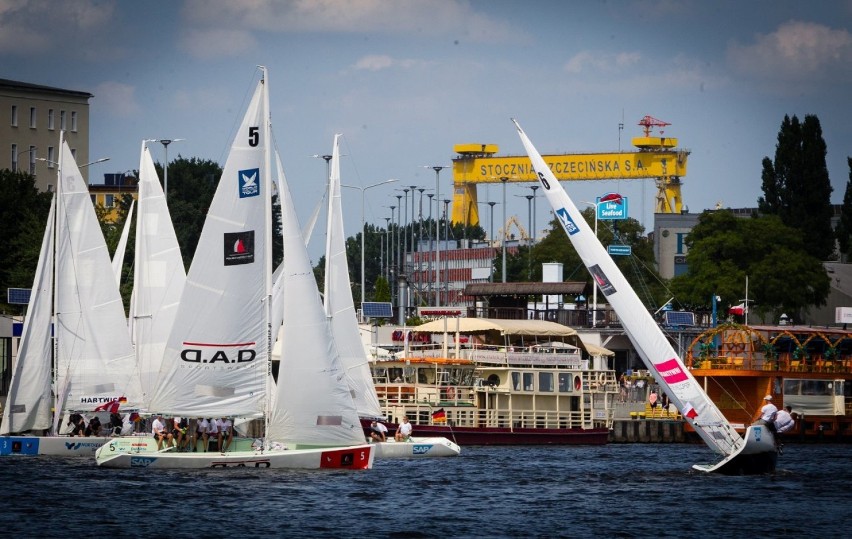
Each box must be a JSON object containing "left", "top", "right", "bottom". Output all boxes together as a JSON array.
[
  {"left": 758, "top": 114, "right": 834, "bottom": 260},
  {"left": 836, "top": 158, "right": 852, "bottom": 261},
  {"left": 0, "top": 169, "right": 52, "bottom": 310},
  {"left": 670, "top": 210, "right": 830, "bottom": 322}
]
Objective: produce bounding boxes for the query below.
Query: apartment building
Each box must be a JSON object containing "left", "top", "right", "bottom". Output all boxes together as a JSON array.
[{"left": 1, "top": 78, "right": 93, "bottom": 191}]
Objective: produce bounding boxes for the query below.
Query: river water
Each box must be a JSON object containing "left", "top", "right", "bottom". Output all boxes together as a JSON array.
[{"left": 2, "top": 443, "right": 850, "bottom": 538}]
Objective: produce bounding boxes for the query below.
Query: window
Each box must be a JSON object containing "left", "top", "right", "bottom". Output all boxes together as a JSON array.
[
  {"left": 47, "top": 146, "right": 55, "bottom": 168},
  {"left": 105, "top": 194, "right": 115, "bottom": 208},
  {"left": 48, "top": 109, "right": 55, "bottom": 130},
  {"left": 30, "top": 107, "right": 36, "bottom": 128},
  {"left": 28, "top": 146, "right": 36, "bottom": 174},
  {"left": 11, "top": 144, "right": 17, "bottom": 171},
  {"left": 60, "top": 110, "right": 66, "bottom": 130},
  {"left": 558, "top": 372, "right": 572, "bottom": 392},
  {"left": 539, "top": 372, "right": 554, "bottom": 392},
  {"left": 523, "top": 372, "right": 534, "bottom": 391},
  {"left": 71, "top": 111, "right": 78, "bottom": 132},
  {"left": 511, "top": 372, "right": 521, "bottom": 391},
  {"left": 10, "top": 105, "right": 17, "bottom": 126}
]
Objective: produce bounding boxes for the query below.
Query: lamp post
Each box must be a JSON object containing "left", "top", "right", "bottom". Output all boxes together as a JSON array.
[
  {"left": 15, "top": 146, "right": 36, "bottom": 174},
  {"left": 581, "top": 201, "right": 601, "bottom": 327},
  {"left": 342, "top": 178, "right": 398, "bottom": 307},
  {"left": 529, "top": 185, "right": 539, "bottom": 244},
  {"left": 424, "top": 165, "right": 448, "bottom": 305},
  {"left": 501, "top": 177, "right": 508, "bottom": 283},
  {"left": 443, "top": 198, "right": 451, "bottom": 304},
  {"left": 395, "top": 195, "right": 403, "bottom": 277},
  {"left": 388, "top": 206, "right": 396, "bottom": 284},
  {"left": 383, "top": 216, "right": 391, "bottom": 282},
  {"left": 426, "top": 193, "right": 435, "bottom": 304},
  {"left": 152, "top": 138, "right": 184, "bottom": 201}
]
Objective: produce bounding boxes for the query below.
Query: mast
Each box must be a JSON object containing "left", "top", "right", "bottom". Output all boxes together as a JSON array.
[
  {"left": 261, "top": 66, "right": 273, "bottom": 443},
  {"left": 50, "top": 131, "right": 63, "bottom": 435}
]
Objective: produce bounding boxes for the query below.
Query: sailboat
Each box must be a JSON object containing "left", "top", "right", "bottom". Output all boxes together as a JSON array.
[
  {"left": 96, "top": 68, "right": 373, "bottom": 469},
  {"left": 1, "top": 136, "right": 145, "bottom": 456},
  {"left": 323, "top": 134, "right": 459, "bottom": 457},
  {"left": 512, "top": 119, "right": 777, "bottom": 475}
]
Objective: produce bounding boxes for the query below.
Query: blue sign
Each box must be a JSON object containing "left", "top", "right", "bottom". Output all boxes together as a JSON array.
[
  {"left": 607, "top": 245, "right": 632, "bottom": 256},
  {"left": 596, "top": 193, "right": 628, "bottom": 220}
]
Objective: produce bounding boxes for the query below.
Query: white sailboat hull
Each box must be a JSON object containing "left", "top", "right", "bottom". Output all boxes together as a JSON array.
[
  {"left": 372, "top": 437, "right": 461, "bottom": 458},
  {"left": 96, "top": 443, "right": 375, "bottom": 469},
  {"left": 0, "top": 435, "right": 113, "bottom": 456},
  {"left": 692, "top": 423, "right": 778, "bottom": 475}
]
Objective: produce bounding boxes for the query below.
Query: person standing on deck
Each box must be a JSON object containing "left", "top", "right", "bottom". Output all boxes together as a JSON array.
[{"left": 648, "top": 389, "right": 659, "bottom": 410}]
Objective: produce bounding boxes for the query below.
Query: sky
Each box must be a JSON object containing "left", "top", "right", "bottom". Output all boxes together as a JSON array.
[{"left": 3, "top": 0, "right": 852, "bottom": 262}]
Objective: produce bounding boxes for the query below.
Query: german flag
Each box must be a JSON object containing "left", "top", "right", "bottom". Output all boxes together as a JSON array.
[{"left": 431, "top": 408, "right": 447, "bottom": 423}]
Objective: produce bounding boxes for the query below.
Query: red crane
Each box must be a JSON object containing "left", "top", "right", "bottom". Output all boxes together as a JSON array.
[{"left": 638, "top": 115, "right": 670, "bottom": 137}]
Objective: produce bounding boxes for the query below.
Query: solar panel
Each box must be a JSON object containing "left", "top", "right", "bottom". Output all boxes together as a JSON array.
[
  {"left": 7, "top": 288, "right": 32, "bottom": 305},
  {"left": 665, "top": 311, "right": 695, "bottom": 327},
  {"left": 361, "top": 302, "right": 393, "bottom": 319}
]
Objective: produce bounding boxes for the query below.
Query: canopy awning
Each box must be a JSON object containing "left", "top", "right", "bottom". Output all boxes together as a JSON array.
[
  {"left": 413, "top": 317, "right": 578, "bottom": 337},
  {"left": 581, "top": 341, "right": 615, "bottom": 356}
]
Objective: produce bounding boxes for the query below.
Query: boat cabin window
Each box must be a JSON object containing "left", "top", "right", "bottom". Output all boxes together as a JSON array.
[
  {"left": 523, "top": 372, "right": 534, "bottom": 391},
  {"left": 486, "top": 374, "right": 501, "bottom": 387},
  {"left": 539, "top": 372, "right": 554, "bottom": 392},
  {"left": 558, "top": 372, "right": 572, "bottom": 392},
  {"left": 418, "top": 368, "right": 435, "bottom": 384},
  {"left": 385, "top": 367, "right": 415, "bottom": 383},
  {"left": 511, "top": 372, "right": 521, "bottom": 391}
]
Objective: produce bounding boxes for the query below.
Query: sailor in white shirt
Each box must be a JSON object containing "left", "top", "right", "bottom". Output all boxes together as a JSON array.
[{"left": 219, "top": 418, "right": 234, "bottom": 452}]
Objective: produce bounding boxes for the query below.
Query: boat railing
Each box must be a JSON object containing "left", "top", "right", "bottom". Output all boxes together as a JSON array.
[
  {"left": 374, "top": 383, "right": 476, "bottom": 406},
  {"left": 689, "top": 352, "right": 852, "bottom": 374},
  {"left": 384, "top": 404, "right": 595, "bottom": 430}
]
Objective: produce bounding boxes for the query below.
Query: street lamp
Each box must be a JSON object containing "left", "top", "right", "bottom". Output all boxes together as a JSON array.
[
  {"left": 581, "top": 201, "right": 601, "bottom": 327},
  {"left": 426, "top": 193, "right": 435, "bottom": 303},
  {"left": 529, "top": 185, "right": 539, "bottom": 244},
  {"left": 150, "top": 138, "right": 184, "bottom": 200},
  {"left": 383, "top": 216, "right": 391, "bottom": 281},
  {"left": 423, "top": 165, "right": 449, "bottom": 305},
  {"left": 443, "top": 198, "right": 451, "bottom": 303},
  {"left": 15, "top": 146, "right": 36, "bottom": 173},
  {"left": 342, "top": 178, "right": 398, "bottom": 307},
  {"left": 501, "top": 177, "right": 508, "bottom": 283}
]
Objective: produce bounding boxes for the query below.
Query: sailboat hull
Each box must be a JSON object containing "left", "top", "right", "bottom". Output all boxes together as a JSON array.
[
  {"left": 371, "top": 437, "right": 461, "bottom": 458},
  {"left": 692, "top": 424, "right": 778, "bottom": 475},
  {"left": 96, "top": 444, "right": 375, "bottom": 469},
  {"left": 0, "top": 435, "right": 112, "bottom": 456}
]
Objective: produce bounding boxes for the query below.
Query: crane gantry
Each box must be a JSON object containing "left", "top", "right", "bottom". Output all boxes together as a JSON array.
[{"left": 448, "top": 116, "right": 689, "bottom": 227}]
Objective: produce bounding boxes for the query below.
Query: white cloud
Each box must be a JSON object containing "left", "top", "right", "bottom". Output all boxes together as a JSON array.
[
  {"left": 92, "top": 81, "right": 140, "bottom": 118},
  {"left": 564, "top": 50, "right": 642, "bottom": 74},
  {"left": 0, "top": 0, "right": 114, "bottom": 55},
  {"left": 352, "top": 54, "right": 420, "bottom": 72},
  {"left": 182, "top": 0, "right": 524, "bottom": 43},
  {"left": 178, "top": 28, "right": 259, "bottom": 60},
  {"left": 728, "top": 21, "right": 852, "bottom": 81}
]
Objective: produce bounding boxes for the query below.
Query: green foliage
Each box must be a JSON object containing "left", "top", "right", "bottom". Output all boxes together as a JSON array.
[
  {"left": 669, "top": 210, "right": 830, "bottom": 321},
  {"left": 758, "top": 114, "right": 834, "bottom": 260},
  {"left": 836, "top": 158, "right": 852, "bottom": 260},
  {"left": 0, "top": 169, "right": 52, "bottom": 310}
]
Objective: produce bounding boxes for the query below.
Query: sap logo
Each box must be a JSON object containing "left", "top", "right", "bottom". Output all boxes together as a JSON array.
[
  {"left": 412, "top": 445, "right": 432, "bottom": 455},
  {"left": 239, "top": 168, "right": 260, "bottom": 198},
  {"left": 555, "top": 208, "right": 580, "bottom": 236},
  {"left": 130, "top": 456, "right": 157, "bottom": 467},
  {"left": 181, "top": 348, "right": 256, "bottom": 364}
]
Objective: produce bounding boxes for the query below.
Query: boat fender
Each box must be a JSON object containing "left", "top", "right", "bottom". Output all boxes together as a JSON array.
[
  {"left": 598, "top": 373, "right": 607, "bottom": 384},
  {"left": 446, "top": 386, "right": 456, "bottom": 400}
]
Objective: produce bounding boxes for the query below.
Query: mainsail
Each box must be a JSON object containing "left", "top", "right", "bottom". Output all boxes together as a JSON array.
[
  {"left": 0, "top": 197, "right": 56, "bottom": 435},
  {"left": 323, "top": 134, "right": 383, "bottom": 419},
  {"left": 149, "top": 75, "right": 270, "bottom": 418},
  {"left": 512, "top": 119, "right": 743, "bottom": 457},
  {"left": 54, "top": 139, "right": 144, "bottom": 414},
  {"left": 130, "top": 143, "right": 186, "bottom": 405},
  {"left": 266, "top": 144, "right": 365, "bottom": 447},
  {"left": 111, "top": 200, "right": 134, "bottom": 288}
]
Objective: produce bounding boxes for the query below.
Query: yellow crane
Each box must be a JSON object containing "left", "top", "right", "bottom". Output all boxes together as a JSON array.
[{"left": 449, "top": 116, "right": 689, "bottom": 227}]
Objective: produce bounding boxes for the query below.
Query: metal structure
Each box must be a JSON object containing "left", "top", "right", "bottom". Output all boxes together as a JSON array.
[{"left": 449, "top": 117, "right": 689, "bottom": 226}]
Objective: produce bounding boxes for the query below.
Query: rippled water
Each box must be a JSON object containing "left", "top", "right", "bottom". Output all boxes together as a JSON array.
[{"left": 2, "top": 443, "right": 850, "bottom": 538}]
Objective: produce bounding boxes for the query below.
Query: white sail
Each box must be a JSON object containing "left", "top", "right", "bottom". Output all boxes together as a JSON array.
[
  {"left": 512, "top": 119, "right": 742, "bottom": 456},
  {"left": 130, "top": 143, "right": 186, "bottom": 405},
  {"left": 149, "top": 76, "right": 270, "bottom": 418},
  {"left": 267, "top": 145, "right": 365, "bottom": 447},
  {"left": 324, "top": 134, "right": 383, "bottom": 418},
  {"left": 54, "top": 140, "right": 144, "bottom": 413},
  {"left": 111, "top": 200, "right": 135, "bottom": 288},
  {"left": 0, "top": 197, "right": 56, "bottom": 435}
]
